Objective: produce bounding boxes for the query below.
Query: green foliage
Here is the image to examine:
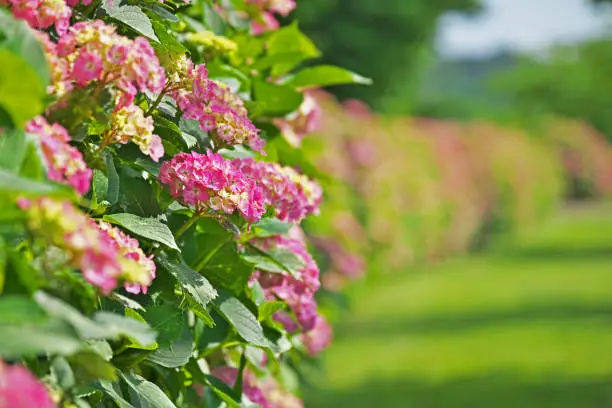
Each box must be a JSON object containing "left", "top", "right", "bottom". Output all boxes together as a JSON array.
[{"left": 292, "top": 0, "right": 482, "bottom": 110}]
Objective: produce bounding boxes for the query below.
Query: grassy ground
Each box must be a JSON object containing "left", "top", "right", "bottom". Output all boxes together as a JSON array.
[{"left": 305, "top": 203, "right": 612, "bottom": 407}]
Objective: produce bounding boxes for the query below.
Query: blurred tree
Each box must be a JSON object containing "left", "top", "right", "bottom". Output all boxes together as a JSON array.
[
  {"left": 292, "top": 0, "right": 482, "bottom": 112},
  {"left": 492, "top": 38, "right": 612, "bottom": 140}
]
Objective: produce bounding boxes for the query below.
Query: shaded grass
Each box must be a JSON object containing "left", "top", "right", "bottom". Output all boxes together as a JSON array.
[{"left": 306, "top": 203, "right": 612, "bottom": 407}]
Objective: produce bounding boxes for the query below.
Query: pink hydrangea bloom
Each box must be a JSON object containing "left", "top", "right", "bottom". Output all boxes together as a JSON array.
[
  {"left": 44, "top": 20, "right": 166, "bottom": 101},
  {"left": 0, "top": 360, "right": 56, "bottom": 408},
  {"left": 211, "top": 366, "right": 269, "bottom": 407},
  {"left": 233, "top": 159, "right": 323, "bottom": 223},
  {"left": 159, "top": 151, "right": 267, "bottom": 223},
  {"left": 251, "top": 235, "right": 321, "bottom": 332},
  {"left": 275, "top": 91, "right": 322, "bottom": 147},
  {"left": 299, "top": 315, "right": 332, "bottom": 356},
  {"left": 169, "top": 63, "right": 265, "bottom": 153},
  {"left": 107, "top": 104, "right": 164, "bottom": 162},
  {"left": 98, "top": 222, "right": 156, "bottom": 294},
  {"left": 247, "top": 0, "right": 296, "bottom": 34},
  {"left": 25, "top": 116, "right": 92, "bottom": 195},
  {"left": 3, "top": 0, "right": 72, "bottom": 35},
  {"left": 18, "top": 198, "right": 156, "bottom": 294}
]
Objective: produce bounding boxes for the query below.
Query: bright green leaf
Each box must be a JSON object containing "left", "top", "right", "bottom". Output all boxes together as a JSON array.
[
  {"left": 285, "top": 65, "right": 373, "bottom": 89},
  {"left": 103, "top": 213, "right": 179, "bottom": 251}
]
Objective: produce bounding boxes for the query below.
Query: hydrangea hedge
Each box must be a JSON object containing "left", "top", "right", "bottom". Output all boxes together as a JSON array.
[{"left": 0, "top": 1, "right": 370, "bottom": 406}]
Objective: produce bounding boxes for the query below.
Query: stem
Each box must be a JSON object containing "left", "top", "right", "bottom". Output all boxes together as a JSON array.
[
  {"left": 174, "top": 213, "right": 202, "bottom": 241},
  {"left": 145, "top": 85, "right": 170, "bottom": 116}
]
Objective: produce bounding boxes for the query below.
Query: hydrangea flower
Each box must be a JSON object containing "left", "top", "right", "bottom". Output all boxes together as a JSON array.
[
  {"left": 159, "top": 151, "right": 266, "bottom": 223},
  {"left": 251, "top": 235, "right": 321, "bottom": 332},
  {"left": 299, "top": 315, "right": 332, "bottom": 356},
  {"left": 25, "top": 116, "right": 92, "bottom": 195},
  {"left": 18, "top": 198, "right": 155, "bottom": 294},
  {"left": 169, "top": 63, "right": 265, "bottom": 153},
  {"left": 1, "top": 0, "right": 74, "bottom": 35},
  {"left": 106, "top": 104, "right": 164, "bottom": 162},
  {"left": 247, "top": 0, "right": 297, "bottom": 34},
  {"left": 42, "top": 20, "right": 166, "bottom": 102},
  {"left": 0, "top": 360, "right": 56, "bottom": 408},
  {"left": 233, "top": 159, "right": 323, "bottom": 223},
  {"left": 275, "top": 91, "right": 322, "bottom": 147},
  {"left": 211, "top": 366, "right": 268, "bottom": 407}
]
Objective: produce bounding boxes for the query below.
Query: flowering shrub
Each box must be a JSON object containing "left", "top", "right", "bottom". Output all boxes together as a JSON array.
[{"left": 0, "top": 1, "right": 369, "bottom": 406}]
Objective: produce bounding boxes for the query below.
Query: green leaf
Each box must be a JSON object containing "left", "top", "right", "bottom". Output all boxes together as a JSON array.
[
  {"left": 0, "top": 297, "right": 83, "bottom": 357},
  {"left": 252, "top": 79, "right": 303, "bottom": 117},
  {"left": 101, "top": 0, "right": 159, "bottom": 42},
  {"left": 158, "top": 256, "right": 217, "bottom": 308},
  {"left": 106, "top": 153, "right": 120, "bottom": 205},
  {"left": 0, "top": 9, "right": 50, "bottom": 86},
  {"left": 147, "top": 326, "right": 193, "bottom": 368},
  {"left": 142, "top": 302, "right": 184, "bottom": 348},
  {"left": 122, "top": 372, "right": 177, "bottom": 408},
  {"left": 203, "top": 374, "right": 242, "bottom": 408},
  {"left": 213, "top": 290, "right": 269, "bottom": 348},
  {"left": 0, "top": 128, "right": 27, "bottom": 171},
  {"left": 267, "top": 22, "right": 321, "bottom": 76},
  {"left": 196, "top": 238, "right": 254, "bottom": 296},
  {"left": 103, "top": 213, "right": 179, "bottom": 251},
  {"left": 285, "top": 65, "right": 373, "bottom": 89},
  {"left": 94, "top": 312, "right": 157, "bottom": 347},
  {"left": 68, "top": 350, "right": 118, "bottom": 382},
  {"left": 241, "top": 246, "right": 304, "bottom": 277},
  {"left": 0, "top": 49, "right": 45, "bottom": 127},
  {"left": 258, "top": 301, "right": 285, "bottom": 321},
  {"left": 251, "top": 217, "right": 292, "bottom": 238},
  {"left": 99, "top": 380, "right": 135, "bottom": 408},
  {"left": 0, "top": 168, "right": 72, "bottom": 198},
  {"left": 34, "top": 292, "right": 157, "bottom": 347},
  {"left": 51, "top": 356, "right": 75, "bottom": 389}
]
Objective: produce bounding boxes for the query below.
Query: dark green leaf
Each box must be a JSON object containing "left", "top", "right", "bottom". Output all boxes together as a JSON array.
[
  {"left": 213, "top": 290, "right": 269, "bottom": 348},
  {"left": 251, "top": 217, "right": 291, "bottom": 238},
  {"left": 51, "top": 356, "right": 75, "bottom": 389},
  {"left": 68, "top": 350, "right": 118, "bottom": 382},
  {"left": 101, "top": 0, "right": 159, "bottom": 42},
  {"left": 241, "top": 246, "right": 304, "bottom": 277},
  {"left": 147, "top": 326, "right": 192, "bottom": 368},
  {"left": 122, "top": 372, "right": 177, "bottom": 408},
  {"left": 106, "top": 153, "right": 120, "bottom": 205},
  {"left": 142, "top": 302, "right": 184, "bottom": 348},
  {"left": 99, "top": 379, "right": 136, "bottom": 408},
  {"left": 158, "top": 255, "right": 217, "bottom": 307},
  {"left": 285, "top": 65, "right": 373, "bottom": 89},
  {"left": 0, "top": 168, "right": 73, "bottom": 197},
  {"left": 103, "top": 213, "right": 179, "bottom": 250}
]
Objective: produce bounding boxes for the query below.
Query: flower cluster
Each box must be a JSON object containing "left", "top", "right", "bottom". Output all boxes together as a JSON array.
[
  {"left": 247, "top": 0, "right": 297, "bottom": 34},
  {"left": 159, "top": 151, "right": 266, "bottom": 223},
  {"left": 169, "top": 63, "right": 265, "bottom": 153},
  {"left": 106, "top": 104, "right": 164, "bottom": 162},
  {"left": 25, "top": 116, "right": 92, "bottom": 195},
  {"left": 211, "top": 366, "right": 268, "bottom": 407},
  {"left": 42, "top": 20, "right": 166, "bottom": 102},
  {"left": 275, "top": 91, "right": 322, "bottom": 147},
  {"left": 0, "top": 360, "right": 56, "bottom": 408},
  {"left": 299, "top": 315, "right": 332, "bottom": 357},
  {"left": 185, "top": 30, "right": 239, "bottom": 58},
  {"left": 212, "top": 366, "right": 303, "bottom": 408},
  {"left": 233, "top": 159, "right": 323, "bottom": 223},
  {"left": 251, "top": 234, "right": 322, "bottom": 333},
  {"left": 1, "top": 0, "right": 83, "bottom": 36},
  {"left": 97, "top": 221, "right": 156, "bottom": 295},
  {"left": 18, "top": 198, "right": 155, "bottom": 294},
  {"left": 312, "top": 236, "right": 365, "bottom": 291}
]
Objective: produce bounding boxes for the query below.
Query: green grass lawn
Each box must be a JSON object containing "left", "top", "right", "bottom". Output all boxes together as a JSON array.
[{"left": 305, "top": 203, "right": 612, "bottom": 407}]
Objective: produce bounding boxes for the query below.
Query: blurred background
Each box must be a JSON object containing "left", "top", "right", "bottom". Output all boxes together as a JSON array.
[{"left": 280, "top": 0, "right": 612, "bottom": 407}]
